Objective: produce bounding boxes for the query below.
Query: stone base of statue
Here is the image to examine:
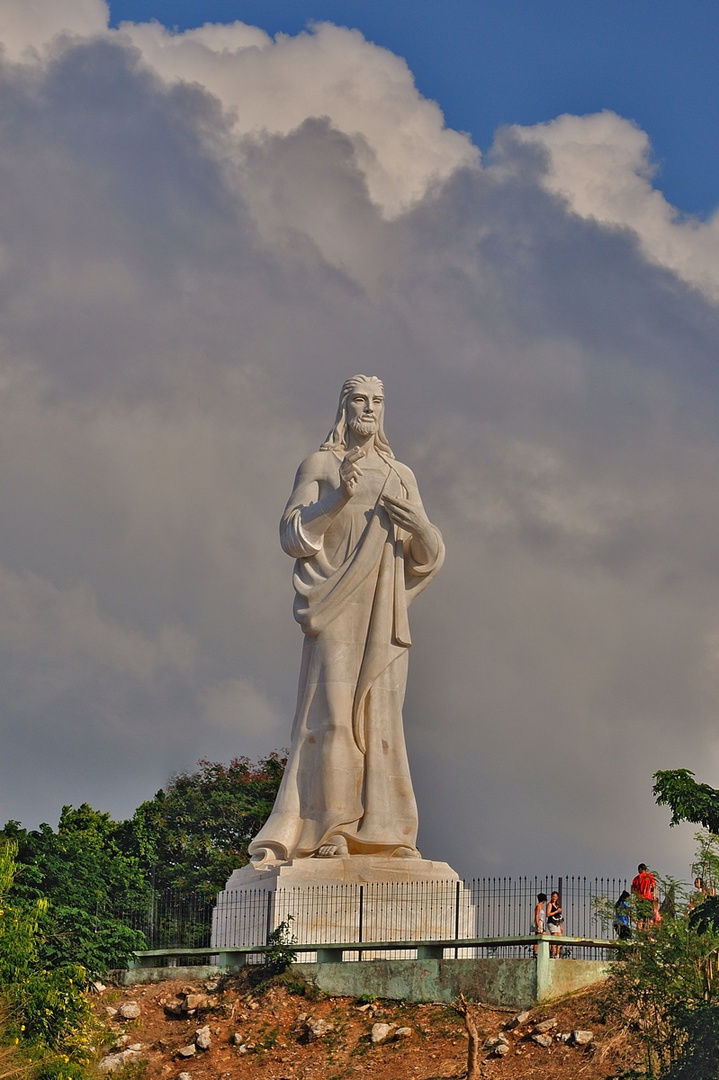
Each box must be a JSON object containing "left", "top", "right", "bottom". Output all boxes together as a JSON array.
[{"left": 211, "top": 857, "right": 475, "bottom": 956}]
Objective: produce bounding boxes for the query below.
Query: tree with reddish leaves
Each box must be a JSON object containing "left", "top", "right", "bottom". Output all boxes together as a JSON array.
[{"left": 126, "top": 752, "right": 286, "bottom": 893}]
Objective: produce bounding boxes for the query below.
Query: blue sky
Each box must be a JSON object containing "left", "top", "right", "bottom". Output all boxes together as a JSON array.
[{"left": 107, "top": 0, "right": 719, "bottom": 218}]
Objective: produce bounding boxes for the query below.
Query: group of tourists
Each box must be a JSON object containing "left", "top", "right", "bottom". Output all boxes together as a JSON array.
[
  {"left": 533, "top": 890, "right": 564, "bottom": 957},
  {"left": 613, "top": 863, "right": 714, "bottom": 940},
  {"left": 610, "top": 863, "right": 661, "bottom": 940},
  {"left": 614, "top": 863, "right": 669, "bottom": 939},
  {"left": 533, "top": 862, "right": 708, "bottom": 953}
]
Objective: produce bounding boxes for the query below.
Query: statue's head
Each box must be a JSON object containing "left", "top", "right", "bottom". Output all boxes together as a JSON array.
[{"left": 320, "top": 374, "right": 394, "bottom": 457}]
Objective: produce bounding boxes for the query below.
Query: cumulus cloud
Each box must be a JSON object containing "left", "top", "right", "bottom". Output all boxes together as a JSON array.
[
  {"left": 509, "top": 111, "right": 719, "bottom": 301},
  {"left": 0, "top": 0, "right": 716, "bottom": 882},
  {"left": 0, "top": 0, "right": 108, "bottom": 59},
  {"left": 118, "top": 18, "right": 479, "bottom": 216}
]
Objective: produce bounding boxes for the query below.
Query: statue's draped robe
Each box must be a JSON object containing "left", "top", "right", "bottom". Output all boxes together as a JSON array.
[{"left": 249, "top": 452, "right": 444, "bottom": 861}]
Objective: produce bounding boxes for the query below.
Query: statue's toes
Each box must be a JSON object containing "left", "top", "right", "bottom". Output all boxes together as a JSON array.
[{"left": 316, "top": 836, "right": 349, "bottom": 857}]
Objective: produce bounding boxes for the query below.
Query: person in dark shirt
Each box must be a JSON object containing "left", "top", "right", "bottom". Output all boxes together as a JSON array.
[
  {"left": 546, "top": 890, "right": 564, "bottom": 957},
  {"left": 613, "top": 890, "right": 632, "bottom": 941}
]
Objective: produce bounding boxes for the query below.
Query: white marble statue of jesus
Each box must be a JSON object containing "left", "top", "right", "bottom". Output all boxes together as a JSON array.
[{"left": 249, "top": 375, "right": 444, "bottom": 865}]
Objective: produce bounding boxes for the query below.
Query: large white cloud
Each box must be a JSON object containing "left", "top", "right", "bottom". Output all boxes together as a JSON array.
[
  {"left": 0, "top": 0, "right": 716, "bottom": 883},
  {"left": 117, "top": 18, "right": 479, "bottom": 216},
  {"left": 0, "top": 0, "right": 108, "bottom": 59},
  {"left": 508, "top": 110, "right": 719, "bottom": 301}
]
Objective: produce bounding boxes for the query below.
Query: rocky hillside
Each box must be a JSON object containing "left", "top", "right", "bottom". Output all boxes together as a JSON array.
[{"left": 93, "top": 970, "right": 641, "bottom": 1080}]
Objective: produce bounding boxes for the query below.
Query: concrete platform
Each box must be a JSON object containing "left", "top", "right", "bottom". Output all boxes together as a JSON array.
[{"left": 211, "top": 857, "right": 475, "bottom": 953}]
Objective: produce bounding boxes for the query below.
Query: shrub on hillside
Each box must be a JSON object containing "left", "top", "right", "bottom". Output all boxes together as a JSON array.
[{"left": 0, "top": 841, "right": 96, "bottom": 1079}]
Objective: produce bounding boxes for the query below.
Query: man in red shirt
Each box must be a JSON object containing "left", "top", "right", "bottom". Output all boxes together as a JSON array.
[{"left": 631, "top": 863, "right": 659, "bottom": 929}]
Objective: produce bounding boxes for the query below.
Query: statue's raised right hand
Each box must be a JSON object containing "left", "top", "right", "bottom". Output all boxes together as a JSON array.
[{"left": 339, "top": 446, "right": 364, "bottom": 495}]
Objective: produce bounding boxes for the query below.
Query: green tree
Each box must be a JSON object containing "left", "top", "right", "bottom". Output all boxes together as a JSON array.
[
  {"left": 0, "top": 840, "right": 95, "bottom": 1078},
  {"left": 653, "top": 769, "right": 719, "bottom": 835},
  {"left": 3, "top": 804, "right": 149, "bottom": 910},
  {"left": 128, "top": 753, "right": 286, "bottom": 892},
  {"left": 1, "top": 805, "right": 149, "bottom": 973},
  {"left": 0, "top": 840, "right": 44, "bottom": 984},
  {"left": 654, "top": 769, "right": 719, "bottom": 934}
]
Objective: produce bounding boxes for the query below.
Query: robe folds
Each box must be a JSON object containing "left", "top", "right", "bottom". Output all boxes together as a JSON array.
[{"left": 248, "top": 451, "right": 444, "bottom": 862}]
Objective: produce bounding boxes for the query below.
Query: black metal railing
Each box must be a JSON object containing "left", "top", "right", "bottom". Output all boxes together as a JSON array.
[
  {"left": 104, "top": 888, "right": 216, "bottom": 950},
  {"left": 104, "top": 874, "right": 630, "bottom": 965}
]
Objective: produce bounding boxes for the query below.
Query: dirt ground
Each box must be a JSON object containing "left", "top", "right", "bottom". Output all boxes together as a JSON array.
[{"left": 94, "top": 970, "right": 642, "bottom": 1080}]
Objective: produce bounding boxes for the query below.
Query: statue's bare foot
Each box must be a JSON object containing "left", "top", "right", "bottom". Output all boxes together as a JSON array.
[{"left": 316, "top": 836, "right": 349, "bottom": 858}]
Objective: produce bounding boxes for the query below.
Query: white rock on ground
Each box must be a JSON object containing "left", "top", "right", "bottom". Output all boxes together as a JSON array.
[
  {"left": 307, "top": 1018, "right": 334, "bottom": 1040},
  {"left": 370, "top": 1022, "right": 395, "bottom": 1045},
  {"left": 185, "top": 994, "right": 210, "bottom": 1013},
  {"left": 117, "top": 1002, "right": 141, "bottom": 1020},
  {"left": 194, "top": 1026, "right": 211, "bottom": 1051},
  {"left": 505, "top": 1010, "right": 530, "bottom": 1030},
  {"left": 99, "top": 1050, "right": 139, "bottom": 1072}
]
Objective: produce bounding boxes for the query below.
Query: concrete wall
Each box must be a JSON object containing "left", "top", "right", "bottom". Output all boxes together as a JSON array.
[
  {"left": 537, "top": 957, "right": 610, "bottom": 1003},
  {"left": 123, "top": 953, "right": 611, "bottom": 1008},
  {"left": 296, "top": 957, "right": 536, "bottom": 1008}
]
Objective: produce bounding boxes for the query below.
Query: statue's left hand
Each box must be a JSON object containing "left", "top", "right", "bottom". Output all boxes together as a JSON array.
[{"left": 381, "top": 494, "right": 431, "bottom": 538}]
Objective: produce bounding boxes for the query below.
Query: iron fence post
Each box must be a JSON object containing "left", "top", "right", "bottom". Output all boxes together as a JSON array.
[
  {"left": 265, "top": 890, "right": 273, "bottom": 945},
  {"left": 454, "top": 880, "right": 461, "bottom": 958}
]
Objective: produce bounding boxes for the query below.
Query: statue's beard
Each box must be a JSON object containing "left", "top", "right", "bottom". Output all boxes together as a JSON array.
[{"left": 348, "top": 415, "right": 378, "bottom": 437}]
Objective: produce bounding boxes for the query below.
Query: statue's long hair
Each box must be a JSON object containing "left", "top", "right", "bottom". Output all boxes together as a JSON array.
[{"left": 320, "top": 375, "right": 394, "bottom": 458}]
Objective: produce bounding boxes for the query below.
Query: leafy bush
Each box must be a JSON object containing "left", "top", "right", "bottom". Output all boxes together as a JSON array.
[
  {"left": 603, "top": 830, "right": 719, "bottom": 1078},
  {"left": 265, "top": 916, "right": 296, "bottom": 975},
  {"left": 37, "top": 906, "right": 145, "bottom": 974},
  {"left": 603, "top": 899, "right": 719, "bottom": 1077},
  {"left": 0, "top": 841, "right": 96, "bottom": 1077},
  {"left": 0, "top": 842, "right": 43, "bottom": 983}
]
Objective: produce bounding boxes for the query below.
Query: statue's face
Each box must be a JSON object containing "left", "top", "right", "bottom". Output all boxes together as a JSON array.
[{"left": 346, "top": 381, "right": 384, "bottom": 436}]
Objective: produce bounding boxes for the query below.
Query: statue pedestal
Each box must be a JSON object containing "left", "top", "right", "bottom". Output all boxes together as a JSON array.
[{"left": 211, "top": 857, "right": 475, "bottom": 956}]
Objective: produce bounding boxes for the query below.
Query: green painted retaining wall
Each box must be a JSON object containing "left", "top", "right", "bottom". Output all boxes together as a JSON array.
[
  {"left": 295, "top": 956, "right": 536, "bottom": 1007},
  {"left": 123, "top": 949, "right": 611, "bottom": 1008}
]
